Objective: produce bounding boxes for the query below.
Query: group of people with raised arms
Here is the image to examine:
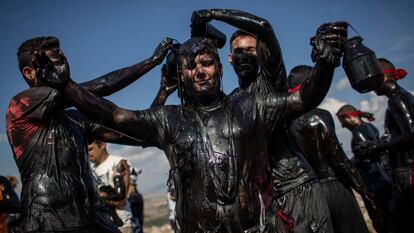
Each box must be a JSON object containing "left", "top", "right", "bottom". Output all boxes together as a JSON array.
[{"left": 5, "top": 8, "right": 413, "bottom": 233}]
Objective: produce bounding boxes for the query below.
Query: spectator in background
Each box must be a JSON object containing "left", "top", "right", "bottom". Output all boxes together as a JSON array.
[
  {"left": 0, "top": 176, "right": 20, "bottom": 233},
  {"left": 5, "top": 177, "right": 18, "bottom": 190},
  {"left": 4, "top": 176, "right": 20, "bottom": 232},
  {"left": 128, "top": 167, "right": 143, "bottom": 233},
  {"left": 167, "top": 183, "right": 177, "bottom": 233},
  {"left": 88, "top": 140, "right": 134, "bottom": 233}
]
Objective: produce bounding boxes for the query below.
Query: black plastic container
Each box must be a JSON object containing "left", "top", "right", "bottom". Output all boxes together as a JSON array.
[
  {"left": 163, "top": 42, "right": 180, "bottom": 80},
  {"left": 191, "top": 23, "right": 226, "bottom": 49},
  {"left": 342, "top": 36, "right": 384, "bottom": 93}
]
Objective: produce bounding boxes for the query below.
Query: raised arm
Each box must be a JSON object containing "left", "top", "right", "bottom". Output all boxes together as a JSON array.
[
  {"left": 23, "top": 38, "right": 172, "bottom": 118},
  {"left": 191, "top": 23, "right": 227, "bottom": 49},
  {"left": 192, "top": 9, "right": 286, "bottom": 91},
  {"left": 150, "top": 51, "right": 178, "bottom": 108},
  {"left": 285, "top": 21, "right": 347, "bottom": 119},
  {"left": 36, "top": 52, "right": 167, "bottom": 146},
  {"left": 80, "top": 38, "right": 173, "bottom": 97}
]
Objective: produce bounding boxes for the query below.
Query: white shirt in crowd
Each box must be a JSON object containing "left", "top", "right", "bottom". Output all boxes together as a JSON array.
[{"left": 91, "top": 155, "right": 133, "bottom": 228}]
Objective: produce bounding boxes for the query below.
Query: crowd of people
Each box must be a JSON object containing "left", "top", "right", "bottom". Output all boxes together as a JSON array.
[{"left": 1, "top": 8, "right": 413, "bottom": 233}]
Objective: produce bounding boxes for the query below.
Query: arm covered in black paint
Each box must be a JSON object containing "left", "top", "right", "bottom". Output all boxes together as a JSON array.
[
  {"left": 192, "top": 9, "right": 286, "bottom": 91},
  {"left": 66, "top": 109, "right": 143, "bottom": 146},
  {"left": 285, "top": 21, "right": 347, "bottom": 119},
  {"left": 352, "top": 140, "right": 387, "bottom": 159},
  {"left": 384, "top": 133, "right": 414, "bottom": 149},
  {"left": 37, "top": 52, "right": 168, "bottom": 147},
  {"left": 90, "top": 124, "right": 145, "bottom": 146},
  {"left": 64, "top": 79, "right": 165, "bottom": 146},
  {"left": 350, "top": 122, "right": 408, "bottom": 160},
  {"left": 191, "top": 23, "right": 227, "bottom": 49},
  {"left": 31, "top": 38, "right": 173, "bottom": 118},
  {"left": 151, "top": 84, "right": 170, "bottom": 107},
  {"left": 80, "top": 37, "right": 174, "bottom": 97},
  {"left": 150, "top": 62, "right": 178, "bottom": 108},
  {"left": 151, "top": 73, "right": 178, "bottom": 108}
]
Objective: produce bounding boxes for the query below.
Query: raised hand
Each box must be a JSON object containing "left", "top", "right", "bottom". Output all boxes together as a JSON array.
[
  {"left": 160, "top": 63, "right": 178, "bottom": 95},
  {"left": 191, "top": 10, "right": 213, "bottom": 28},
  {"left": 164, "top": 44, "right": 180, "bottom": 78},
  {"left": 361, "top": 112, "right": 375, "bottom": 122},
  {"left": 152, "top": 37, "right": 174, "bottom": 64},
  {"left": 310, "top": 21, "right": 348, "bottom": 67},
  {"left": 34, "top": 51, "right": 70, "bottom": 89}
]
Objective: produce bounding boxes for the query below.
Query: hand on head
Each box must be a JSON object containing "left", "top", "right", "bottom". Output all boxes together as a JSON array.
[{"left": 152, "top": 37, "right": 174, "bottom": 65}]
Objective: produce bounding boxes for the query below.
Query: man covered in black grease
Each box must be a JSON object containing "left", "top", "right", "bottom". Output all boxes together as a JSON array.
[
  {"left": 188, "top": 9, "right": 347, "bottom": 233},
  {"left": 38, "top": 14, "right": 345, "bottom": 231},
  {"left": 6, "top": 36, "right": 173, "bottom": 233},
  {"left": 289, "top": 65, "right": 389, "bottom": 233},
  {"left": 374, "top": 58, "right": 413, "bottom": 233},
  {"left": 336, "top": 104, "right": 395, "bottom": 229}
]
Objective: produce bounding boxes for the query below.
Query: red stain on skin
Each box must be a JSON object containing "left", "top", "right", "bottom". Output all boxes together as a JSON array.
[
  {"left": 14, "top": 145, "right": 24, "bottom": 159},
  {"left": 10, "top": 122, "right": 43, "bottom": 160},
  {"left": 6, "top": 96, "right": 43, "bottom": 160},
  {"left": 20, "top": 97, "right": 30, "bottom": 107},
  {"left": 7, "top": 99, "right": 24, "bottom": 118}
]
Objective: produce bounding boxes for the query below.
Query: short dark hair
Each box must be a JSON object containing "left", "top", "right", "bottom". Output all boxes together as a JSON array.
[
  {"left": 287, "top": 65, "right": 312, "bottom": 89},
  {"left": 177, "top": 37, "right": 222, "bottom": 103},
  {"left": 378, "top": 57, "right": 395, "bottom": 70},
  {"left": 229, "top": 30, "right": 255, "bottom": 51},
  {"left": 336, "top": 104, "right": 357, "bottom": 118},
  {"left": 17, "top": 36, "right": 60, "bottom": 74},
  {"left": 89, "top": 140, "right": 104, "bottom": 146},
  {"left": 178, "top": 37, "right": 220, "bottom": 67}
]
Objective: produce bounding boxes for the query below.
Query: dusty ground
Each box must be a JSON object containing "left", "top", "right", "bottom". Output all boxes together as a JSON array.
[
  {"left": 144, "top": 224, "right": 173, "bottom": 233},
  {"left": 353, "top": 190, "right": 377, "bottom": 233},
  {"left": 142, "top": 193, "right": 173, "bottom": 233}
]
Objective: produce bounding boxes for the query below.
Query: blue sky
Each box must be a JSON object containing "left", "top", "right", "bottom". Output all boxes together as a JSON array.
[{"left": 1, "top": 0, "right": 413, "bottom": 194}]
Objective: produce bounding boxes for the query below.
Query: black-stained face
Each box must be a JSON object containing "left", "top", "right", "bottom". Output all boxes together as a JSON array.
[
  {"left": 375, "top": 62, "right": 395, "bottom": 96},
  {"left": 230, "top": 35, "right": 259, "bottom": 79},
  {"left": 339, "top": 115, "right": 360, "bottom": 129},
  {"left": 45, "top": 47, "right": 66, "bottom": 64},
  {"left": 31, "top": 47, "right": 70, "bottom": 87},
  {"left": 180, "top": 52, "right": 221, "bottom": 104}
]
